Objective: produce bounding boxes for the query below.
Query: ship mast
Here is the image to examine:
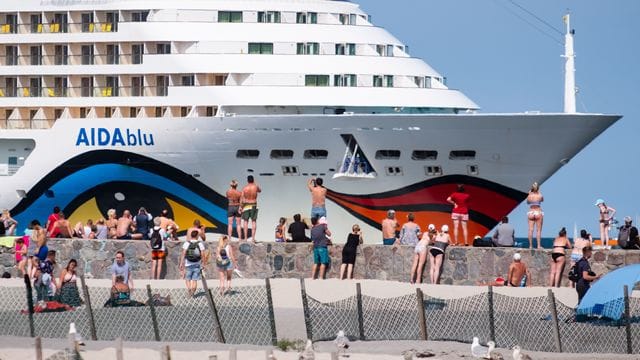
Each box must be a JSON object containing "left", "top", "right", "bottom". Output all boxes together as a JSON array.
[{"left": 563, "top": 14, "right": 576, "bottom": 114}]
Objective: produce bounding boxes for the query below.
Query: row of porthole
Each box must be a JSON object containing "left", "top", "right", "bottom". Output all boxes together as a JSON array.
[
  {"left": 236, "top": 149, "right": 477, "bottom": 161},
  {"left": 232, "top": 165, "right": 479, "bottom": 178}
]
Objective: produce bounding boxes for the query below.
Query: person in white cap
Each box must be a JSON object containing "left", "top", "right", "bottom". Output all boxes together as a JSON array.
[
  {"left": 617, "top": 216, "right": 639, "bottom": 250},
  {"left": 428, "top": 225, "right": 450, "bottom": 284},
  {"left": 507, "top": 253, "right": 531, "bottom": 287},
  {"left": 595, "top": 199, "right": 616, "bottom": 246}
]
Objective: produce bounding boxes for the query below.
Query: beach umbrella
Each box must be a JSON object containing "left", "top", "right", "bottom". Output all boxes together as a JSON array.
[{"left": 576, "top": 264, "right": 640, "bottom": 320}]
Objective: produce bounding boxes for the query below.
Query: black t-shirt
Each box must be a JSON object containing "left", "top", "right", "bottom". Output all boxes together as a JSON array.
[
  {"left": 345, "top": 233, "right": 360, "bottom": 250},
  {"left": 288, "top": 221, "right": 309, "bottom": 242},
  {"left": 576, "top": 257, "right": 592, "bottom": 286}
]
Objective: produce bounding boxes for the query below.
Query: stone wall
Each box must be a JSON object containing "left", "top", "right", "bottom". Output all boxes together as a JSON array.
[{"left": 1, "top": 239, "right": 638, "bottom": 286}]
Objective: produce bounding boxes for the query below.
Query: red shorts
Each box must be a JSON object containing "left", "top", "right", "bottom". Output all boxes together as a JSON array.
[
  {"left": 451, "top": 213, "right": 469, "bottom": 221},
  {"left": 151, "top": 250, "right": 166, "bottom": 260}
]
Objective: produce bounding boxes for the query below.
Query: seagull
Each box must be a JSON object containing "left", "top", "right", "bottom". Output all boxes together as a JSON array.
[
  {"left": 402, "top": 349, "right": 416, "bottom": 360},
  {"left": 333, "top": 330, "right": 349, "bottom": 355},
  {"left": 298, "top": 339, "right": 315, "bottom": 360},
  {"left": 512, "top": 346, "right": 532, "bottom": 360},
  {"left": 471, "top": 337, "right": 489, "bottom": 358},
  {"left": 68, "top": 322, "right": 85, "bottom": 346},
  {"left": 486, "top": 342, "right": 503, "bottom": 360}
]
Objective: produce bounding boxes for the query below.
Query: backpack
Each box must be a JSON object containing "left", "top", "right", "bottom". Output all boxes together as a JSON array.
[
  {"left": 568, "top": 263, "right": 580, "bottom": 282},
  {"left": 185, "top": 241, "right": 202, "bottom": 262},
  {"left": 618, "top": 226, "right": 631, "bottom": 248},
  {"left": 150, "top": 229, "right": 163, "bottom": 250},
  {"left": 216, "top": 248, "right": 230, "bottom": 267}
]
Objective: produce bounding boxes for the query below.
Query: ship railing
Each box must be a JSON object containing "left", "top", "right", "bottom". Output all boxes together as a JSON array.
[
  {"left": 0, "top": 118, "right": 55, "bottom": 130},
  {"left": 0, "top": 86, "right": 169, "bottom": 98},
  {"left": 0, "top": 53, "right": 140, "bottom": 67},
  {"left": 0, "top": 22, "right": 117, "bottom": 34}
]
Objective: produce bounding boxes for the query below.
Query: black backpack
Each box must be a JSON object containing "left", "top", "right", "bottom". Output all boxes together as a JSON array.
[
  {"left": 618, "top": 226, "right": 631, "bottom": 248},
  {"left": 150, "top": 228, "right": 163, "bottom": 250},
  {"left": 185, "top": 241, "right": 202, "bottom": 262},
  {"left": 568, "top": 264, "right": 580, "bottom": 282}
]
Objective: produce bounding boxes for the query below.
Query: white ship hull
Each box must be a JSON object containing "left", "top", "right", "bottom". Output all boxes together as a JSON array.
[{"left": 0, "top": 112, "right": 620, "bottom": 241}]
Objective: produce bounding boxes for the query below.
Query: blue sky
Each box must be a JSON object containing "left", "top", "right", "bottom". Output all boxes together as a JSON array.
[{"left": 360, "top": 0, "right": 640, "bottom": 237}]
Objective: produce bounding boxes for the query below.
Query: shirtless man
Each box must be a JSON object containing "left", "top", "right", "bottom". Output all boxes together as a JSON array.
[
  {"left": 241, "top": 175, "right": 261, "bottom": 242},
  {"left": 187, "top": 219, "right": 207, "bottom": 241},
  {"left": 308, "top": 177, "right": 327, "bottom": 219},
  {"left": 507, "top": 253, "right": 531, "bottom": 287},
  {"left": 226, "top": 180, "right": 242, "bottom": 240},
  {"left": 381, "top": 209, "right": 398, "bottom": 245},
  {"left": 52, "top": 212, "right": 73, "bottom": 238},
  {"left": 116, "top": 210, "right": 142, "bottom": 240}
]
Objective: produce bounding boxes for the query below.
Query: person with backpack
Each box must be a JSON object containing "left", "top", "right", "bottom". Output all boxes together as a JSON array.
[
  {"left": 617, "top": 216, "right": 639, "bottom": 250},
  {"left": 216, "top": 235, "right": 237, "bottom": 295},
  {"left": 574, "top": 246, "right": 601, "bottom": 304},
  {"left": 149, "top": 217, "right": 166, "bottom": 280},
  {"left": 179, "top": 230, "right": 207, "bottom": 297}
]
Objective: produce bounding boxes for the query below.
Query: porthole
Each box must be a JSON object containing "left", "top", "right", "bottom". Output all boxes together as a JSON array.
[{"left": 236, "top": 149, "right": 260, "bottom": 159}]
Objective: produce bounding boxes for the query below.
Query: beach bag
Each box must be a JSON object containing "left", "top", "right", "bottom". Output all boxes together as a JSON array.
[
  {"left": 185, "top": 241, "right": 202, "bottom": 262},
  {"left": 150, "top": 229, "right": 163, "bottom": 250},
  {"left": 618, "top": 226, "right": 631, "bottom": 248},
  {"left": 568, "top": 264, "right": 580, "bottom": 282}
]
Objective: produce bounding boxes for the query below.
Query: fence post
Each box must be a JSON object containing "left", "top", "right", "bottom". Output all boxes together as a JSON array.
[
  {"left": 115, "top": 337, "right": 123, "bottom": 360},
  {"left": 206, "top": 289, "right": 226, "bottom": 343},
  {"left": 487, "top": 286, "right": 495, "bottom": 343},
  {"left": 35, "top": 336, "right": 42, "bottom": 360},
  {"left": 300, "top": 278, "right": 313, "bottom": 341},
  {"left": 79, "top": 275, "right": 97, "bottom": 340},
  {"left": 546, "top": 289, "right": 562, "bottom": 352},
  {"left": 23, "top": 274, "right": 35, "bottom": 338},
  {"left": 146, "top": 284, "right": 161, "bottom": 341},
  {"left": 415, "top": 288, "right": 428, "bottom": 340},
  {"left": 355, "top": 283, "right": 365, "bottom": 340},
  {"left": 624, "top": 285, "right": 632, "bottom": 354},
  {"left": 265, "top": 278, "right": 278, "bottom": 345}
]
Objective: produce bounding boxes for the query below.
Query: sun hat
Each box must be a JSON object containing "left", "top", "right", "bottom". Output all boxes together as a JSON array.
[{"left": 513, "top": 253, "right": 522, "bottom": 261}]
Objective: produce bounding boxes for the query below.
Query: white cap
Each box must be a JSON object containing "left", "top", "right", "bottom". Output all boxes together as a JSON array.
[
  {"left": 441, "top": 224, "right": 449, "bottom": 233},
  {"left": 513, "top": 253, "right": 522, "bottom": 261},
  {"left": 428, "top": 224, "right": 436, "bottom": 231}
]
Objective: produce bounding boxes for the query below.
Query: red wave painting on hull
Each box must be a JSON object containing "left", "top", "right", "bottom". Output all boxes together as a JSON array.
[{"left": 326, "top": 176, "right": 527, "bottom": 240}]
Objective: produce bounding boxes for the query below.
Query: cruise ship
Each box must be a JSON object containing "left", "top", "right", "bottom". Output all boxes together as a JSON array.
[{"left": 0, "top": 0, "right": 621, "bottom": 242}]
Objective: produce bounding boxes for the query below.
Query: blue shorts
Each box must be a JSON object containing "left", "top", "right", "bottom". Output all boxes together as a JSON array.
[
  {"left": 313, "top": 247, "right": 330, "bottom": 265},
  {"left": 383, "top": 238, "right": 396, "bottom": 246},
  {"left": 311, "top": 206, "right": 326, "bottom": 219},
  {"left": 570, "top": 253, "right": 582, "bottom": 262},
  {"left": 185, "top": 264, "right": 201, "bottom": 281}
]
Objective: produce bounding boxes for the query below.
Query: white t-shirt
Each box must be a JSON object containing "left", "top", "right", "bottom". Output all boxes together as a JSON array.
[
  {"left": 182, "top": 240, "right": 205, "bottom": 266},
  {"left": 149, "top": 226, "right": 167, "bottom": 251}
]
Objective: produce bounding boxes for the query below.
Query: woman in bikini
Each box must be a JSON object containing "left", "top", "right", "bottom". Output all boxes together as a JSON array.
[
  {"left": 410, "top": 224, "right": 435, "bottom": 284},
  {"left": 429, "top": 225, "right": 450, "bottom": 284},
  {"left": 526, "top": 182, "right": 544, "bottom": 249},
  {"left": 106, "top": 209, "right": 118, "bottom": 239},
  {"left": 549, "top": 227, "right": 571, "bottom": 287},
  {"left": 58, "top": 259, "right": 82, "bottom": 307},
  {"left": 595, "top": 199, "right": 616, "bottom": 246}
]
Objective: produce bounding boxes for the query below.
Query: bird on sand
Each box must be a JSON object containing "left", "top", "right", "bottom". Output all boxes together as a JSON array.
[
  {"left": 333, "top": 330, "right": 349, "bottom": 355},
  {"left": 402, "top": 349, "right": 416, "bottom": 360},
  {"left": 298, "top": 339, "right": 315, "bottom": 360},
  {"left": 68, "top": 322, "right": 85, "bottom": 346},
  {"left": 486, "top": 341, "right": 503, "bottom": 360},
  {"left": 512, "top": 346, "right": 532, "bottom": 360},
  {"left": 471, "top": 337, "right": 489, "bottom": 358}
]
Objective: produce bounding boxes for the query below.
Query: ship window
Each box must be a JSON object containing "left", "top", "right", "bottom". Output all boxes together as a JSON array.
[
  {"left": 386, "top": 44, "right": 394, "bottom": 57},
  {"left": 259, "top": 173, "right": 275, "bottom": 176},
  {"left": 180, "top": 107, "right": 189, "bottom": 117},
  {"left": 468, "top": 165, "right": 479, "bottom": 175},
  {"left": 385, "top": 166, "right": 403, "bottom": 176},
  {"left": 236, "top": 149, "right": 260, "bottom": 159},
  {"left": 270, "top": 149, "right": 294, "bottom": 159},
  {"left": 54, "top": 45, "right": 68, "bottom": 65},
  {"left": 156, "top": 43, "right": 171, "bottom": 55},
  {"left": 376, "top": 150, "right": 401, "bottom": 160},
  {"left": 5, "top": 46, "right": 17, "bottom": 66},
  {"left": 81, "top": 13, "right": 93, "bottom": 32},
  {"left": 8, "top": 157, "right": 17, "bottom": 165},
  {"left": 450, "top": 150, "right": 476, "bottom": 160},
  {"left": 296, "top": 12, "right": 317, "bottom": 24},
  {"left": 305, "top": 75, "right": 329, "bottom": 87},
  {"left": 373, "top": 75, "right": 383, "bottom": 88},
  {"left": 104, "top": 107, "right": 112, "bottom": 118},
  {"left": 425, "top": 76, "right": 432, "bottom": 88},
  {"left": 54, "top": 108, "right": 63, "bottom": 119},
  {"left": 30, "top": 14, "right": 42, "bottom": 33},
  {"left": 219, "top": 11, "right": 243, "bottom": 23},
  {"left": 131, "top": 76, "right": 143, "bottom": 96},
  {"left": 425, "top": 166, "right": 442, "bottom": 177},
  {"left": 30, "top": 45, "right": 42, "bottom": 66},
  {"left": 248, "top": 43, "right": 273, "bottom": 55},
  {"left": 206, "top": 106, "right": 215, "bottom": 117},
  {"left": 412, "top": 150, "right": 438, "bottom": 160},
  {"left": 79, "top": 107, "right": 88, "bottom": 118},
  {"left": 81, "top": 45, "right": 94, "bottom": 65},
  {"left": 334, "top": 74, "right": 357, "bottom": 87},
  {"left": 257, "top": 11, "right": 281, "bottom": 23},
  {"left": 376, "top": 45, "right": 385, "bottom": 56},
  {"left": 182, "top": 75, "right": 195, "bottom": 86},
  {"left": 131, "top": 11, "right": 149, "bottom": 22},
  {"left": 297, "top": 42, "right": 319, "bottom": 55},
  {"left": 304, "top": 149, "right": 328, "bottom": 159},
  {"left": 339, "top": 14, "right": 356, "bottom": 25},
  {"left": 132, "top": 44, "right": 144, "bottom": 64},
  {"left": 282, "top": 166, "right": 299, "bottom": 176},
  {"left": 106, "top": 44, "right": 119, "bottom": 64},
  {"left": 385, "top": 75, "right": 394, "bottom": 87}
]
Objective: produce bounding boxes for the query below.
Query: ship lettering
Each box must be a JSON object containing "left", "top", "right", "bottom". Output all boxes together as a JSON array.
[{"left": 76, "top": 128, "right": 155, "bottom": 147}]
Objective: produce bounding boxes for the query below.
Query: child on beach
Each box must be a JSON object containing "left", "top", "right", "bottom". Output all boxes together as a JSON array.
[
  {"left": 275, "top": 217, "right": 286, "bottom": 242},
  {"left": 14, "top": 237, "right": 27, "bottom": 277}
]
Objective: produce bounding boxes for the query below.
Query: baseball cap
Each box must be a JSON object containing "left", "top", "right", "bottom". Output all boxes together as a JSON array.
[
  {"left": 441, "top": 224, "right": 449, "bottom": 233},
  {"left": 428, "top": 224, "right": 436, "bottom": 232},
  {"left": 624, "top": 216, "right": 632, "bottom": 223},
  {"left": 595, "top": 199, "right": 605, "bottom": 206},
  {"left": 513, "top": 253, "right": 522, "bottom": 261}
]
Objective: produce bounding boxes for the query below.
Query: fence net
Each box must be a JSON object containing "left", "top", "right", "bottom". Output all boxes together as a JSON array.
[
  {"left": 423, "top": 292, "right": 491, "bottom": 344},
  {"left": 0, "top": 285, "right": 31, "bottom": 337},
  {"left": 155, "top": 287, "right": 219, "bottom": 342},
  {"left": 306, "top": 294, "right": 359, "bottom": 341},
  {"left": 212, "top": 285, "right": 274, "bottom": 345},
  {"left": 629, "top": 297, "right": 640, "bottom": 354},
  {"left": 493, "top": 294, "right": 556, "bottom": 352},
  {"left": 362, "top": 293, "right": 420, "bottom": 341}
]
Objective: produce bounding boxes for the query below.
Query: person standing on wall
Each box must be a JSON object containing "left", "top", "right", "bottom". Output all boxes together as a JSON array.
[
  {"left": 308, "top": 177, "right": 327, "bottom": 219},
  {"left": 447, "top": 184, "right": 470, "bottom": 246}
]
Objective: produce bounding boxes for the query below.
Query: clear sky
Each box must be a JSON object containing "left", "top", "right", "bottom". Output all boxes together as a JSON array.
[{"left": 359, "top": 0, "right": 640, "bottom": 237}]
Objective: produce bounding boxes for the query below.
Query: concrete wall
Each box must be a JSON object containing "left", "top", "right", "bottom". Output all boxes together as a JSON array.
[{"left": 1, "top": 238, "right": 638, "bottom": 286}]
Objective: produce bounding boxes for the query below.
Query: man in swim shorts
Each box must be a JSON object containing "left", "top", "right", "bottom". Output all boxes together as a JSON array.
[
  {"left": 241, "top": 175, "right": 261, "bottom": 242},
  {"left": 308, "top": 177, "right": 327, "bottom": 219},
  {"left": 226, "top": 179, "right": 242, "bottom": 240},
  {"left": 381, "top": 209, "right": 398, "bottom": 245},
  {"left": 507, "top": 253, "right": 531, "bottom": 287}
]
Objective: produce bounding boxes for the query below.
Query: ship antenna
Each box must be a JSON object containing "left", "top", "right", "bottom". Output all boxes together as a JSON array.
[{"left": 562, "top": 13, "right": 577, "bottom": 114}]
